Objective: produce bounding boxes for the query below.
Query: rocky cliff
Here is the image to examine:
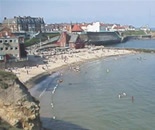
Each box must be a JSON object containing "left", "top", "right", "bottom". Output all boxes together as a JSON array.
[{"left": 0, "top": 70, "right": 41, "bottom": 130}]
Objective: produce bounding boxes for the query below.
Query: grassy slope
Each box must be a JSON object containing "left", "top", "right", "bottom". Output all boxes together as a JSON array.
[
  {"left": 24, "top": 33, "right": 60, "bottom": 47},
  {"left": 122, "top": 30, "right": 146, "bottom": 36},
  {"left": 0, "top": 70, "right": 17, "bottom": 89}
]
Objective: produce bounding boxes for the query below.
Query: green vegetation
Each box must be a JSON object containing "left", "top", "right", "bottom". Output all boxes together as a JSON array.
[
  {"left": 0, "top": 70, "right": 17, "bottom": 80},
  {"left": 24, "top": 38, "right": 42, "bottom": 47},
  {"left": 0, "top": 70, "right": 17, "bottom": 89},
  {"left": 24, "top": 32, "right": 60, "bottom": 47},
  {"left": 122, "top": 30, "right": 146, "bottom": 36}
]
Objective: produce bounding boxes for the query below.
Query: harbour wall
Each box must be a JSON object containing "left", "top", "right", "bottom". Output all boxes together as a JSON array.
[
  {"left": 121, "top": 35, "right": 152, "bottom": 42},
  {"left": 80, "top": 32, "right": 121, "bottom": 45}
]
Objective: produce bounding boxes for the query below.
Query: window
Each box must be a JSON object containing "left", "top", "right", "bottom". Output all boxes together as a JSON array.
[
  {"left": 5, "top": 47, "right": 8, "bottom": 50},
  {"left": 10, "top": 40, "right": 13, "bottom": 42},
  {"left": 15, "top": 47, "right": 18, "bottom": 50},
  {"left": 10, "top": 47, "right": 13, "bottom": 50},
  {"left": 0, "top": 48, "right": 3, "bottom": 50},
  {"left": 5, "top": 40, "right": 8, "bottom": 43},
  {"left": 0, "top": 40, "right": 2, "bottom": 43}
]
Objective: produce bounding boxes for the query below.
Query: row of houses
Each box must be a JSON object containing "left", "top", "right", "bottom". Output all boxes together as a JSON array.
[
  {"left": 1, "top": 16, "right": 151, "bottom": 33},
  {"left": 0, "top": 16, "right": 151, "bottom": 62},
  {"left": 0, "top": 24, "right": 85, "bottom": 62},
  {"left": 0, "top": 16, "right": 46, "bottom": 62},
  {"left": 45, "top": 22, "right": 136, "bottom": 33},
  {"left": 2, "top": 16, "right": 45, "bottom": 32}
]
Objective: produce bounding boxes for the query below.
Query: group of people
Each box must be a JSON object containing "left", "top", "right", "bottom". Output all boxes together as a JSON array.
[{"left": 118, "top": 92, "right": 134, "bottom": 103}]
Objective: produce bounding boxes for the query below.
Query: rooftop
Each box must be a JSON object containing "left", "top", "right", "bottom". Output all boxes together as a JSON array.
[
  {"left": 72, "top": 24, "right": 83, "bottom": 32},
  {"left": 69, "top": 34, "right": 79, "bottom": 42}
]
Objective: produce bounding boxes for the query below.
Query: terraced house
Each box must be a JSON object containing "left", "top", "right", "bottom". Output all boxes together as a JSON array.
[
  {"left": 2, "top": 16, "right": 45, "bottom": 32},
  {"left": 0, "top": 37, "right": 27, "bottom": 61}
]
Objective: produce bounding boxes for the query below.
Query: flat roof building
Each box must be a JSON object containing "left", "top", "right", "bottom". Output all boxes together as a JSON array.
[{"left": 0, "top": 37, "right": 27, "bottom": 61}]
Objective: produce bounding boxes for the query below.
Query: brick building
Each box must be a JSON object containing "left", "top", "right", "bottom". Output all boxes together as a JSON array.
[
  {"left": 69, "top": 34, "right": 85, "bottom": 49},
  {"left": 0, "top": 27, "right": 15, "bottom": 38},
  {"left": 56, "top": 32, "right": 85, "bottom": 49},
  {"left": 2, "top": 16, "right": 45, "bottom": 32},
  {"left": 56, "top": 32, "right": 70, "bottom": 47}
]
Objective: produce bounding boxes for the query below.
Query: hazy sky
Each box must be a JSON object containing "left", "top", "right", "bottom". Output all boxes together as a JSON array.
[{"left": 0, "top": 0, "right": 155, "bottom": 27}]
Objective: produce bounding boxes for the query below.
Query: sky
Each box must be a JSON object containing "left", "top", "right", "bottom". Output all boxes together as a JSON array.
[{"left": 0, "top": 0, "right": 155, "bottom": 27}]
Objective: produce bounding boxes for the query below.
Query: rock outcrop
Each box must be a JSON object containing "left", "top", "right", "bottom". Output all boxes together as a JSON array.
[{"left": 0, "top": 70, "right": 41, "bottom": 130}]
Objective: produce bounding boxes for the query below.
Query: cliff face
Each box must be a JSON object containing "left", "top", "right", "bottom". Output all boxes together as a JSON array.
[{"left": 0, "top": 70, "right": 41, "bottom": 130}]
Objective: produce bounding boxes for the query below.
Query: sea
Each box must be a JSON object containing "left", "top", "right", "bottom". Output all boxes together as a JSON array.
[
  {"left": 106, "top": 39, "right": 155, "bottom": 49},
  {"left": 30, "top": 39, "right": 155, "bottom": 130}
]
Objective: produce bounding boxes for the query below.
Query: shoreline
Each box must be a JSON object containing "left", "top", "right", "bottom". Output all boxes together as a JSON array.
[{"left": 21, "top": 48, "right": 136, "bottom": 89}]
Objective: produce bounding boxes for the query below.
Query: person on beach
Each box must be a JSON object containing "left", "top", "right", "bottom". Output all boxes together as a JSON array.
[{"left": 26, "top": 70, "right": 29, "bottom": 74}]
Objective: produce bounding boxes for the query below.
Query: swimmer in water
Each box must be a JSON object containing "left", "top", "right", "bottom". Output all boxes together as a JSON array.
[
  {"left": 118, "top": 94, "right": 121, "bottom": 99},
  {"left": 51, "top": 103, "right": 54, "bottom": 108},
  {"left": 132, "top": 96, "right": 134, "bottom": 103},
  {"left": 123, "top": 92, "right": 127, "bottom": 96},
  {"left": 106, "top": 69, "right": 110, "bottom": 73}
]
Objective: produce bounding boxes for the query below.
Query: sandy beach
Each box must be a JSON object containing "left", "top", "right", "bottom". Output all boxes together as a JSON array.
[{"left": 9, "top": 47, "right": 135, "bottom": 86}]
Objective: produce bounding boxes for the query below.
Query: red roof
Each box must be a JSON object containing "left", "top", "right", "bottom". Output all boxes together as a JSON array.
[
  {"left": 100, "top": 23, "right": 104, "bottom": 26},
  {"left": 113, "top": 26, "right": 125, "bottom": 29},
  {"left": 72, "top": 24, "right": 83, "bottom": 32}
]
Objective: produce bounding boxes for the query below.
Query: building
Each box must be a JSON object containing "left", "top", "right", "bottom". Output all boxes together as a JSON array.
[
  {"left": 0, "top": 26, "right": 15, "bottom": 38},
  {"left": 56, "top": 32, "right": 85, "bottom": 49},
  {"left": 2, "top": 16, "right": 45, "bottom": 32},
  {"left": 140, "top": 25, "right": 150, "bottom": 31},
  {"left": 112, "top": 26, "right": 126, "bottom": 32},
  {"left": 56, "top": 32, "right": 70, "bottom": 47},
  {"left": 87, "top": 22, "right": 100, "bottom": 32},
  {"left": 0, "top": 37, "right": 27, "bottom": 61},
  {"left": 80, "top": 24, "right": 89, "bottom": 32},
  {"left": 72, "top": 24, "right": 83, "bottom": 34},
  {"left": 45, "top": 24, "right": 65, "bottom": 32},
  {"left": 69, "top": 34, "right": 85, "bottom": 49},
  {"left": 124, "top": 25, "right": 135, "bottom": 31}
]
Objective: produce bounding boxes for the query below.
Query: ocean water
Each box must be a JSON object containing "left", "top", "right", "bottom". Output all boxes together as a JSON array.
[
  {"left": 106, "top": 39, "right": 155, "bottom": 49},
  {"left": 30, "top": 53, "right": 155, "bottom": 130}
]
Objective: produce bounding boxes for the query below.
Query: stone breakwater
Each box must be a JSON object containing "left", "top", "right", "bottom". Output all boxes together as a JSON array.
[{"left": 0, "top": 70, "right": 41, "bottom": 130}]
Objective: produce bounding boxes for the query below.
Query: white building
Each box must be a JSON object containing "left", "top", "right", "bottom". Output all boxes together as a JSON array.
[
  {"left": 140, "top": 25, "right": 150, "bottom": 31},
  {"left": 123, "top": 25, "right": 135, "bottom": 31},
  {"left": 86, "top": 22, "right": 100, "bottom": 32}
]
